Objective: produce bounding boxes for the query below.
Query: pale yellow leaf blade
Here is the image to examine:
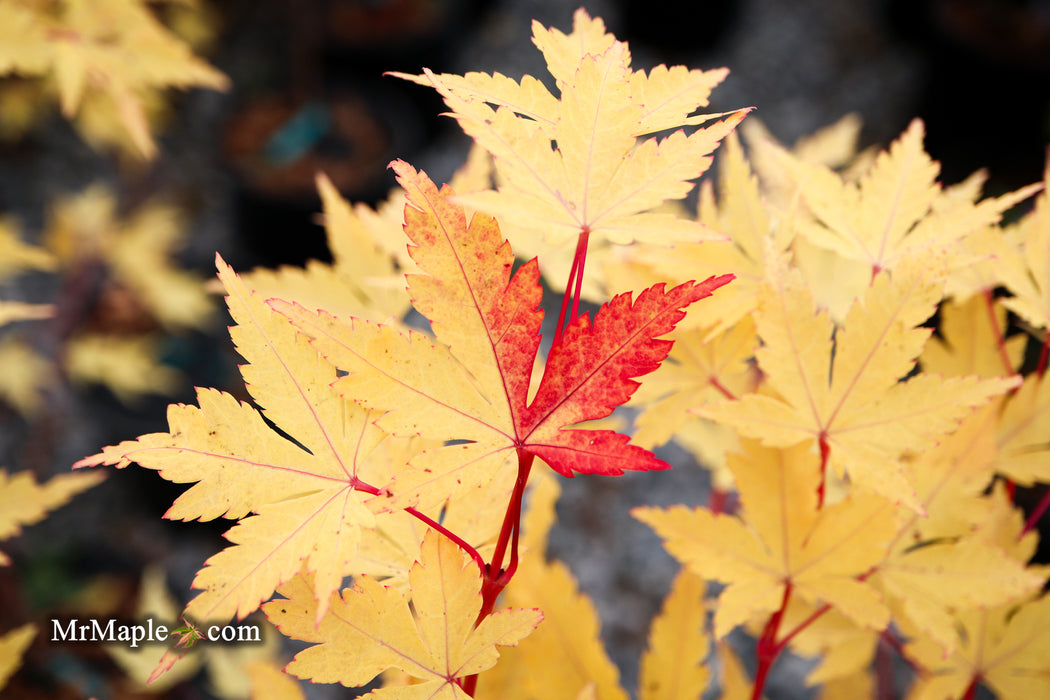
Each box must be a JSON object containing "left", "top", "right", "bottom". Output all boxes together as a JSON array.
[
  {"left": 0, "top": 4, "right": 49, "bottom": 76},
  {"left": 65, "top": 333, "right": 181, "bottom": 402},
  {"left": 0, "top": 469, "right": 104, "bottom": 565},
  {"left": 632, "top": 64, "right": 729, "bottom": 134},
  {"left": 997, "top": 373, "right": 1050, "bottom": 485},
  {"left": 921, "top": 295, "right": 1026, "bottom": 378},
  {"left": 0, "top": 623, "right": 36, "bottom": 691},
  {"left": 246, "top": 662, "right": 306, "bottom": 700},
  {"left": 0, "top": 300, "right": 54, "bottom": 327},
  {"left": 531, "top": 9, "right": 617, "bottom": 88},
  {"left": 265, "top": 533, "right": 541, "bottom": 693},
  {"left": 639, "top": 570, "right": 711, "bottom": 700},
  {"left": 1000, "top": 157, "right": 1050, "bottom": 331},
  {"left": 0, "top": 218, "right": 55, "bottom": 281},
  {"left": 878, "top": 539, "right": 1044, "bottom": 655}
]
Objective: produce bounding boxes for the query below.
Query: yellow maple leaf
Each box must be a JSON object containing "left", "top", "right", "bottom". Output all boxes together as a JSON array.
[
  {"left": 777, "top": 119, "right": 1040, "bottom": 276},
  {"left": 0, "top": 216, "right": 54, "bottom": 281},
  {"left": 75, "top": 257, "right": 396, "bottom": 624},
  {"left": 264, "top": 531, "right": 542, "bottom": 697},
  {"left": 246, "top": 661, "right": 306, "bottom": 700},
  {"left": 634, "top": 440, "right": 897, "bottom": 639},
  {"left": 0, "top": 623, "right": 36, "bottom": 691},
  {"left": 43, "top": 185, "right": 213, "bottom": 330},
  {"left": 921, "top": 295, "right": 1026, "bottom": 378},
  {"left": 639, "top": 569, "right": 711, "bottom": 700},
  {"left": 630, "top": 315, "right": 759, "bottom": 451},
  {"left": 699, "top": 258, "right": 1019, "bottom": 509},
  {"left": 0, "top": 468, "right": 104, "bottom": 565},
  {"left": 0, "top": 336, "right": 54, "bottom": 415},
  {"left": 876, "top": 536, "right": 1043, "bottom": 657},
  {"left": 999, "top": 156, "right": 1050, "bottom": 333},
  {"left": 64, "top": 333, "right": 181, "bottom": 402},
  {"left": 906, "top": 595, "right": 1050, "bottom": 700},
  {"left": 393, "top": 8, "right": 744, "bottom": 261},
  {"left": 995, "top": 373, "right": 1050, "bottom": 485}
]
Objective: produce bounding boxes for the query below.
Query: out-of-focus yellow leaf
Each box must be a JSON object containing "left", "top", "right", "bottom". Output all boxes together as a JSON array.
[
  {"left": 639, "top": 569, "right": 710, "bottom": 700},
  {"left": 1000, "top": 156, "right": 1050, "bottom": 332},
  {"left": 921, "top": 295, "right": 1026, "bottom": 378},
  {"left": 0, "top": 336, "right": 55, "bottom": 415},
  {"left": 0, "top": 623, "right": 36, "bottom": 691},
  {"left": 0, "top": 300, "right": 54, "bottom": 327},
  {"left": 0, "top": 468, "right": 104, "bottom": 565},
  {"left": 0, "top": 217, "right": 55, "bottom": 281},
  {"left": 64, "top": 333, "right": 181, "bottom": 402},
  {"left": 246, "top": 662, "right": 306, "bottom": 700}
]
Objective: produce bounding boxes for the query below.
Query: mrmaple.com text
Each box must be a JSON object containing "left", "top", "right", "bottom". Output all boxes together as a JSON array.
[{"left": 50, "top": 618, "right": 262, "bottom": 647}]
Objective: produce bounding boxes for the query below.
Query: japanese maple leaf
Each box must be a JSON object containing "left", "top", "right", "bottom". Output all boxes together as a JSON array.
[
  {"left": 75, "top": 257, "right": 397, "bottom": 624},
  {"left": 699, "top": 257, "right": 1019, "bottom": 510},
  {"left": 906, "top": 596, "right": 1050, "bottom": 700},
  {"left": 0, "top": 468, "right": 103, "bottom": 565},
  {"left": 392, "top": 9, "right": 745, "bottom": 252},
  {"left": 776, "top": 118, "right": 1040, "bottom": 276},
  {"left": 263, "top": 532, "right": 542, "bottom": 698},
  {"left": 275, "top": 162, "right": 732, "bottom": 510},
  {"left": 634, "top": 440, "right": 897, "bottom": 639},
  {"left": 999, "top": 156, "right": 1050, "bottom": 333}
]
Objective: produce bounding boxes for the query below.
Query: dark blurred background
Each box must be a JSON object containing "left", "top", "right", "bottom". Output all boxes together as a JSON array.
[{"left": 1, "top": 1, "right": 1048, "bottom": 698}]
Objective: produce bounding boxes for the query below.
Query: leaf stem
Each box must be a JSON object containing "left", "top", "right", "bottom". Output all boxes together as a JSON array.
[
  {"left": 461, "top": 449, "right": 535, "bottom": 697},
  {"left": 962, "top": 676, "right": 980, "bottom": 700},
  {"left": 817, "top": 433, "right": 831, "bottom": 509},
  {"left": 1021, "top": 485, "right": 1050, "bottom": 538},
  {"left": 1037, "top": 329, "right": 1049, "bottom": 378},
  {"left": 553, "top": 229, "right": 591, "bottom": 346},
  {"left": 983, "top": 289, "right": 1015, "bottom": 376},
  {"left": 709, "top": 375, "right": 738, "bottom": 400},
  {"left": 751, "top": 583, "right": 792, "bottom": 700},
  {"left": 351, "top": 478, "right": 487, "bottom": 575}
]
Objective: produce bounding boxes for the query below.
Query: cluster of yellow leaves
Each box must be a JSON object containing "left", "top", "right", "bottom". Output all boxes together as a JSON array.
[
  {"left": 74, "top": 10, "right": 746, "bottom": 697},
  {"left": 0, "top": 184, "right": 211, "bottom": 413},
  {"left": 621, "top": 121, "right": 1050, "bottom": 698},
  {"left": 0, "top": 0, "right": 228, "bottom": 158},
  {"left": 71, "top": 7, "right": 1050, "bottom": 700}
]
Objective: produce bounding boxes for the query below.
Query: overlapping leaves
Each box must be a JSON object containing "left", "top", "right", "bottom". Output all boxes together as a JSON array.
[{"left": 276, "top": 162, "right": 732, "bottom": 511}]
